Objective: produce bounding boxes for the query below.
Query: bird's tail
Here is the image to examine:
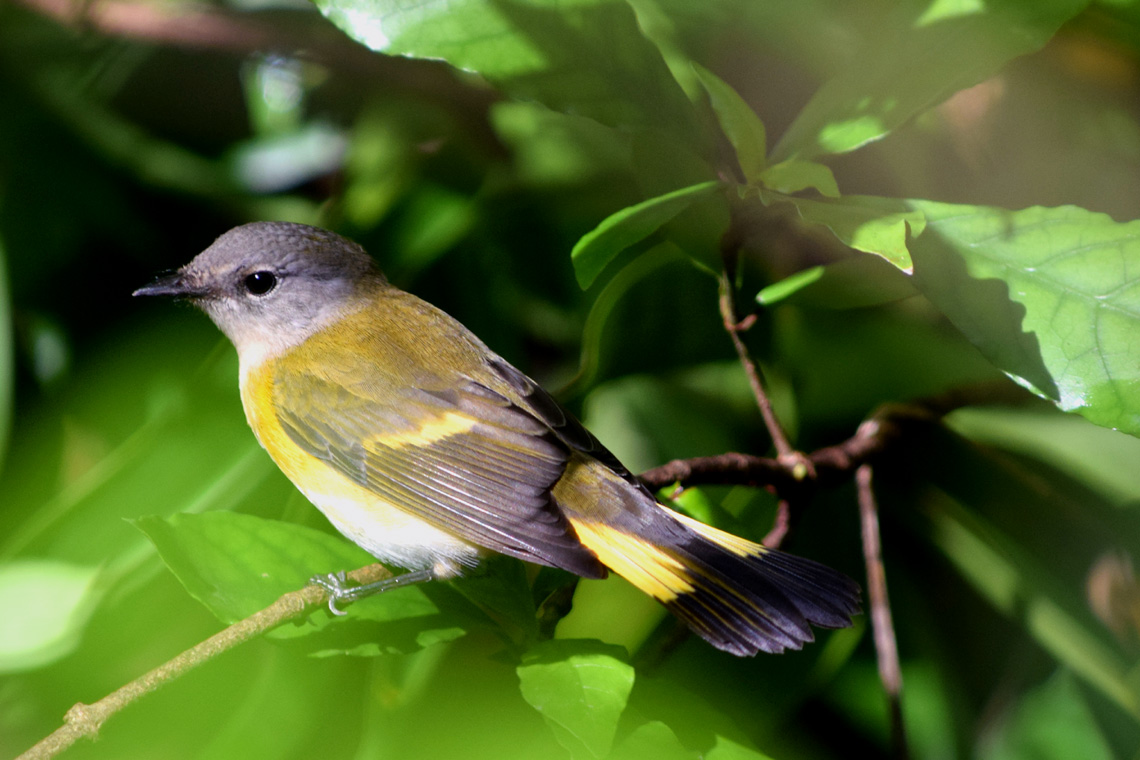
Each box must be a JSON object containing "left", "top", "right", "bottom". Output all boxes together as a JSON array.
[{"left": 567, "top": 509, "right": 860, "bottom": 656}]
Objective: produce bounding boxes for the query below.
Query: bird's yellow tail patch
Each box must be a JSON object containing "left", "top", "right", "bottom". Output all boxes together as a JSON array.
[
  {"left": 567, "top": 507, "right": 860, "bottom": 656},
  {"left": 567, "top": 518, "right": 694, "bottom": 602},
  {"left": 669, "top": 511, "right": 768, "bottom": 559}
]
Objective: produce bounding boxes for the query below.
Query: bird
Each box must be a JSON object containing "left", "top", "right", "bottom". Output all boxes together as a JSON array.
[{"left": 135, "top": 221, "right": 860, "bottom": 656}]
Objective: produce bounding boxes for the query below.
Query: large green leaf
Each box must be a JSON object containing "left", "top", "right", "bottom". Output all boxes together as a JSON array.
[
  {"left": 134, "top": 512, "right": 374, "bottom": 623},
  {"left": 772, "top": 0, "right": 1090, "bottom": 161},
  {"left": 517, "top": 639, "right": 635, "bottom": 759},
  {"left": 134, "top": 512, "right": 467, "bottom": 653},
  {"left": 909, "top": 201, "right": 1140, "bottom": 435},
  {"left": 309, "top": 0, "right": 695, "bottom": 136}
]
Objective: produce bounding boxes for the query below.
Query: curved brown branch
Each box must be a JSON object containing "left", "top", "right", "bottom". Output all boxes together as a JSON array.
[{"left": 640, "top": 385, "right": 1025, "bottom": 497}]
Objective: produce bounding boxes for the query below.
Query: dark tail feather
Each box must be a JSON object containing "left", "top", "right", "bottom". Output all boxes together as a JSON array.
[
  {"left": 569, "top": 506, "right": 861, "bottom": 657},
  {"left": 663, "top": 511, "right": 861, "bottom": 655}
]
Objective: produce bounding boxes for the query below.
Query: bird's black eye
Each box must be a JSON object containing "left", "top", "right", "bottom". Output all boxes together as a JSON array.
[{"left": 243, "top": 271, "right": 277, "bottom": 296}]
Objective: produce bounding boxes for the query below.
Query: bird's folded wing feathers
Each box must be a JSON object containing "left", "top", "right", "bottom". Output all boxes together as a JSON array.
[{"left": 272, "top": 362, "right": 607, "bottom": 577}]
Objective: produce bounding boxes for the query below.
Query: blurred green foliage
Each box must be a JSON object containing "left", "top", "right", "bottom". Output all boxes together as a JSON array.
[{"left": 3, "top": 0, "right": 1140, "bottom": 758}]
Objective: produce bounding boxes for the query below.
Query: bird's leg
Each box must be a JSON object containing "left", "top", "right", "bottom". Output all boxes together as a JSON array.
[{"left": 310, "top": 567, "right": 436, "bottom": 616}]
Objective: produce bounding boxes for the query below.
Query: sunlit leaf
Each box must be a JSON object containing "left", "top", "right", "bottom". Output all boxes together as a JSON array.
[
  {"left": 517, "top": 639, "right": 634, "bottom": 759},
  {"left": 756, "top": 189, "right": 925, "bottom": 271},
  {"left": 772, "top": 0, "right": 1089, "bottom": 160},
  {"left": 705, "top": 736, "right": 775, "bottom": 760},
  {"left": 758, "top": 159, "right": 839, "bottom": 198},
  {"left": 0, "top": 560, "right": 100, "bottom": 672},
  {"left": 309, "top": 0, "right": 696, "bottom": 136},
  {"left": 909, "top": 201, "right": 1140, "bottom": 435}
]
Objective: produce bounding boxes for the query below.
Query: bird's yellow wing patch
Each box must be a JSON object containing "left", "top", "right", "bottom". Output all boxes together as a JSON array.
[{"left": 369, "top": 411, "right": 477, "bottom": 448}]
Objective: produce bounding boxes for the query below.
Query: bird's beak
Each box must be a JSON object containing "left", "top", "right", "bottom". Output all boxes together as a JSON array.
[{"left": 133, "top": 271, "right": 208, "bottom": 299}]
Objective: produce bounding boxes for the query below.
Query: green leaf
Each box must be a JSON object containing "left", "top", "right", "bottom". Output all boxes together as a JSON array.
[
  {"left": 758, "top": 158, "right": 839, "bottom": 198},
  {"left": 757, "top": 190, "right": 925, "bottom": 271},
  {"left": 692, "top": 63, "right": 767, "bottom": 181},
  {"left": 949, "top": 407, "right": 1140, "bottom": 507},
  {"left": 517, "top": 639, "right": 635, "bottom": 759},
  {"left": 909, "top": 201, "right": 1140, "bottom": 434},
  {"left": 929, "top": 496, "right": 1140, "bottom": 719},
  {"left": 572, "top": 181, "right": 723, "bottom": 288},
  {"left": 0, "top": 560, "right": 101, "bottom": 672},
  {"left": 134, "top": 512, "right": 374, "bottom": 623},
  {"left": 772, "top": 0, "right": 1090, "bottom": 161},
  {"left": 309, "top": 0, "right": 696, "bottom": 137},
  {"left": 608, "top": 721, "right": 695, "bottom": 760},
  {"left": 561, "top": 242, "right": 686, "bottom": 399},
  {"left": 758, "top": 254, "right": 918, "bottom": 309},
  {"left": 984, "top": 672, "right": 1114, "bottom": 760},
  {"left": 136, "top": 512, "right": 467, "bottom": 653},
  {"left": 705, "top": 736, "right": 775, "bottom": 760},
  {"left": 0, "top": 235, "right": 11, "bottom": 471}
]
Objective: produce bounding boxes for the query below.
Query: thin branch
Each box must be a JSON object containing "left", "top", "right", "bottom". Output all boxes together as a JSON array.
[
  {"left": 761, "top": 500, "right": 792, "bottom": 548},
  {"left": 639, "top": 405, "right": 903, "bottom": 493},
  {"left": 640, "top": 385, "right": 1024, "bottom": 495},
  {"left": 16, "top": 564, "right": 394, "bottom": 760},
  {"left": 717, "top": 270, "right": 797, "bottom": 463},
  {"left": 857, "top": 464, "right": 909, "bottom": 760}
]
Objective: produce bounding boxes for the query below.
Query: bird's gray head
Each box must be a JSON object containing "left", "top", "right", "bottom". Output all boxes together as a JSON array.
[{"left": 135, "top": 222, "right": 385, "bottom": 371}]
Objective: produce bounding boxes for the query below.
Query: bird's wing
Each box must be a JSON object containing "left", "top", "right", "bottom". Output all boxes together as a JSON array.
[{"left": 271, "top": 358, "right": 607, "bottom": 577}]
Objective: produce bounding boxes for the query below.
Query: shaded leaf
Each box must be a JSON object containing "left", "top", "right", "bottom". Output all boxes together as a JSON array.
[
  {"left": 929, "top": 496, "right": 1140, "bottom": 719},
  {"left": 758, "top": 254, "right": 918, "bottom": 309},
  {"left": 983, "top": 672, "right": 1113, "bottom": 760},
  {"left": 572, "top": 181, "right": 723, "bottom": 288},
  {"left": 518, "top": 638, "right": 634, "bottom": 759},
  {"left": 608, "top": 720, "right": 695, "bottom": 760},
  {"left": 692, "top": 63, "right": 766, "bottom": 181},
  {"left": 0, "top": 236, "right": 11, "bottom": 470},
  {"left": 772, "top": 0, "right": 1090, "bottom": 160}
]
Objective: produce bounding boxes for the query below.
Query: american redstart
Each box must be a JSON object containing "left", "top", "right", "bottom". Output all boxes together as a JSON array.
[{"left": 135, "top": 222, "right": 859, "bottom": 656}]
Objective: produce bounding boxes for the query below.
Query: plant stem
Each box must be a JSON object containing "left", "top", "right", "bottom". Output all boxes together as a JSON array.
[
  {"left": 717, "top": 270, "right": 796, "bottom": 463},
  {"left": 16, "top": 564, "right": 394, "bottom": 760},
  {"left": 857, "top": 464, "right": 909, "bottom": 760}
]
